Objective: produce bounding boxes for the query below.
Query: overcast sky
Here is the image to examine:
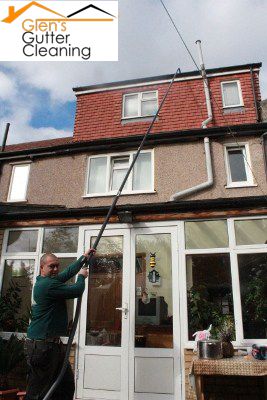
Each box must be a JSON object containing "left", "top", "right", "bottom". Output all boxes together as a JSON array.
[{"left": 1, "top": 0, "right": 267, "bottom": 145}]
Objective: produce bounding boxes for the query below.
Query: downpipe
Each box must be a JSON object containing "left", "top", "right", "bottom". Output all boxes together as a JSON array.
[{"left": 170, "top": 137, "right": 213, "bottom": 200}]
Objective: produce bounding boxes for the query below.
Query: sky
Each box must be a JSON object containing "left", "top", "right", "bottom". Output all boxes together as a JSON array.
[{"left": 1, "top": 0, "right": 267, "bottom": 145}]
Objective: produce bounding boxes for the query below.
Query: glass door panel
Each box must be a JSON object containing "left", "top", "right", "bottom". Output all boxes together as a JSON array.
[
  {"left": 135, "top": 234, "right": 173, "bottom": 348},
  {"left": 86, "top": 236, "right": 123, "bottom": 346}
]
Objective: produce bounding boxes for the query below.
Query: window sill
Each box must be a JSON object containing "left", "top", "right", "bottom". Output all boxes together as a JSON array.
[
  {"left": 121, "top": 116, "right": 157, "bottom": 124},
  {"left": 223, "top": 106, "right": 244, "bottom": 114},
  {"left": 6, "top": 199, "right": 28, "bottom": 203},
  {"left": 83, "top": 190, "right": 156, "bottom": 198},
  {"left": 225, "top": 183, "right": 257, "bottom": 189}
]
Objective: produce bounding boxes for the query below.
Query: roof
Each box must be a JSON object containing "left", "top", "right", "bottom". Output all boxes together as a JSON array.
[
  {"left": 4, "top": 137, "right": 73, "bottom": 153},
  {"left": 73, "top": 63, "right": 262, "bottom": 93}
]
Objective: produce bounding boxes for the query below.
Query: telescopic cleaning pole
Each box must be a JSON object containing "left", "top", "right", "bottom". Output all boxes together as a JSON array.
[{"left": 43, "top": 67, "right": 180, "bottom": 400}]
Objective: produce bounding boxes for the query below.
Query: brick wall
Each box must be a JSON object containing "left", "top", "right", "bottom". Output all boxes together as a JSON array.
[
  {"left": 73, "top": 71, "right": 260, "bottom": 142},
  {"left": 184, "top": 349, "right": 196, "bottom": 400}
]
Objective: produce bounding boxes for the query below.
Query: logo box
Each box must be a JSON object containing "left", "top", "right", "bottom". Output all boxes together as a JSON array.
[{"left": 0, "top": 1, "right": 118, "bottom": 61}]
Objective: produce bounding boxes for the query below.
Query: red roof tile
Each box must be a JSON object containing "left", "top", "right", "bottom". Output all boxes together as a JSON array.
[{"left": 4, "top": 137, "right": 73, "bottom": 153}]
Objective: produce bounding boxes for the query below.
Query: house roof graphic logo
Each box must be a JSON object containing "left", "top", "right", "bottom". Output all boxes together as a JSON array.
[{"left": 2, "top": 1, "right": 116, "bottom": 23}]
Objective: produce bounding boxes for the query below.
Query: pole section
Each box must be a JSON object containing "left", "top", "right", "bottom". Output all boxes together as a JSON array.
[{"left": 43, "top": 67, "right": 180, "bottom": 400}]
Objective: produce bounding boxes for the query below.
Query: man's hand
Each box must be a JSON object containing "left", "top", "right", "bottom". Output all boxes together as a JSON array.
[
  {"left": 78, "top": 268, "right": 89, "bottom": 279},
  {"left": 84, "top": 248, "right": 96, "bottom": 258}
]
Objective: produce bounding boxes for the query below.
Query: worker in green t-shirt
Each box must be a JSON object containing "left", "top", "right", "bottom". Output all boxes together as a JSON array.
[{"left": 24, "top": 249, "right": 95, "bottom": 400}]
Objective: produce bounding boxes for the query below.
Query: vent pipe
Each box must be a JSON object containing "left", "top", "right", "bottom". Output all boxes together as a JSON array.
[
  {"left": 1, "top": 123, "right": 10, "bottom": 152},
  {"left": 196, "top": 40, "right": 213, "bottom": 129}
]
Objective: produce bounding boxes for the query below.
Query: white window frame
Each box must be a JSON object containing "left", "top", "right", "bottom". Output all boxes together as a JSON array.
[
  {"left": 84, "top": 149, "right": 155, "bottom": 197},
  {"left": 224, "top": 143, "right": 255, "bottom": 188},
  {"left": 0, "top": 226, "right": 79, "bottom": 341},
  {"left": 180, "top": 216, "right": 267, "bottom": 349},
  {"left": 221, "top": 80, "right": 244, "bottom": 108},
  {"left": 7, "top": 162, "right": 31, "bottom": 202},
  {"left": 122, "top": 90, "right": 158, "bottom": 119}
]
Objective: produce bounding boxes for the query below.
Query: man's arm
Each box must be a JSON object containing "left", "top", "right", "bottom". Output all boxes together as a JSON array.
[
  {"left": 57, "top": 249, "right": 96, "bottom": 283},
  {"left": 48, "top": 274, "right": 86, "bottom": 299},
  {"left": 57, "top": 256, "right": 84, "bottom": 283}
]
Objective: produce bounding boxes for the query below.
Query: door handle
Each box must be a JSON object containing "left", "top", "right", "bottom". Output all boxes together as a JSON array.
[{"left": 115, "top": 303, "right": 128, "bottom": 319}]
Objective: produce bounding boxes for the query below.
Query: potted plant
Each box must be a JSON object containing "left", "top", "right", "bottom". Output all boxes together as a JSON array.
[
  {"left": 0, "top": 334, "right": 26, "bottom": 398},
  {"left": 219, "top": 316, "right": 235, "bottom": 358}
]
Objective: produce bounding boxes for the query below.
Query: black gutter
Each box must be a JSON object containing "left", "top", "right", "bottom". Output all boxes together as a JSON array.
[
  {"left": 0, "top": 196, "right": 266, "bottom": 222},
  {"left": 73, "top": 63, "right": 262, "bottom": 93},
  {"left": 1, "top": 123, "right": 267, "bottom": 162}
]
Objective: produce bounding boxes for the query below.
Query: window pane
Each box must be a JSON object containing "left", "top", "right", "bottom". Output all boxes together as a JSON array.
[
  {"left": 7, "top": 230, "right": 38, "bottom": 253},
  {"left": 111, "top": 169, "right": 128, "bottom": 191},
  {"left": 0, "top": 259, "right": 35, "bottom": 332},
  {"left": 238, "top": 253, "right": 267, "bottom": 339},
  {"left": 86, "top": 236, "right": 123, "bottom": 346},
  {"left": 186, "top": 254, "right": 234, "bottom": 340},
  {"left": 141, "top": 99, "right": 157, "bottom": 116},
  {"left": 235, "top": 219, "right": 267, "bottom": 245},
  {"left": 43, "top": 227, "right": 78, "bottom": 253},
  {"left": 142, "top": 92, "right": 157, "bottom": 100},
  {"left": 113, "top": 157, "right": 129, "bottom": 169},
  {"left": 9, "top": 164, "right": 30, "bottom": 201},
  {"left": 88, "top": 157, "right": 107, "bottom": 194},
  {"left": 228, "top": 149, "right": 247, "bottom": 182},
  {"left": 135, "top": 234, "right": 173, "bottom": 348},
  {"left": 124, "top": 94, "right": 138, "bottom": 117},
  {"left": 185, "top": 220, "right": 228, "bottom": 249},
  {"left": 223, "top": 82, "right": 240, "bottom": 106},
  {"left": 58, "top": 257, "right": 77, "bottom": 335},
  {"left": 133, "top": 152, "right": 152, "bottom": 190}
]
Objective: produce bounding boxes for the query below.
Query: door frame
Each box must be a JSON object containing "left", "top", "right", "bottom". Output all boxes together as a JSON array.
[
  {"left": 76, "top": 227, "right": 131, "bottom": 400},
  {"left": 76, "top": 222, "right": 182, "bottom": 400},
  {"left": 129, "top": 225, "right": 182, "bottom": 400}
]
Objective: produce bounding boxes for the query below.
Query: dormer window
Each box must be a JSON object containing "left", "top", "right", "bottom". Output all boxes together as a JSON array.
[
  {"left": 221, "top": 80, "right": 243, "bottom": 108},
  {"left": 122, "top": 91, "right": 158, "bottom": 119}
]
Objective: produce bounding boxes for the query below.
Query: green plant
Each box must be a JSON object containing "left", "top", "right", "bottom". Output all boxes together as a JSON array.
[
  {"left": 0, "top": 280, "right": 30, "bottom": 332},
  {"left": 243, "top": 276, "right": 267, "bottom": 325},
  {"left": 187, "top": 285, "right": 235, "bottom": 339},
  {"left": 0, "top": 334, "right": 25, "bottom": 390},
  {"left": 218, "top": 315, "right": 235, "bottom": 342}
]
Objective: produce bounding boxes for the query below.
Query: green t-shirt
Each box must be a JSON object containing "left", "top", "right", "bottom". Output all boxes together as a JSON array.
[{"left": 27, "top": 256, "right": 85, "bottom": 339}]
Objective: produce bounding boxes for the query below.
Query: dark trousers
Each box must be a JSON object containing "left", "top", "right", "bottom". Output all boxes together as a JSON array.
[{"left": 24, "top": 340, "right": 75, "bottom": 400}]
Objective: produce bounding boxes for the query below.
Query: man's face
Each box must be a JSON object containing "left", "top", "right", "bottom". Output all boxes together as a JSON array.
[{"left": 40, "top": 255, "right": 60, "bottom": 277}]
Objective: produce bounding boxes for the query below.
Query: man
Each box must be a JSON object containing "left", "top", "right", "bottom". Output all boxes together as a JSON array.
[{"left": 24, "top": 249, "right": 94, "bottom": 400}]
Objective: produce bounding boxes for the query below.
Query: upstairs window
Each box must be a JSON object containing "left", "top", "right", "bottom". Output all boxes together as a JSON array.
[
  {"left": 221, "top": 80, "right": 243, "bottom": 108},
  {"left": 122, "top": 91, "right": 158, "bottom": 119},
  {"left": 224, "top": 144, "right": 254, "bottom": 187},
  {"left": 86, "top": 150, "right": 153, "bottom": 196},
  {"left": 8, "top": 163, "right": 31, "bottom": 202}
]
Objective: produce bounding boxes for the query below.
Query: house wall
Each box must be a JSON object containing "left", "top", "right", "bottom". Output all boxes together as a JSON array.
[
  {"left": 73, "top": 71, "right": 260, "bottom": 142},
  {"left": 0, "top": 136, "right": 266, "bottom": 208}
]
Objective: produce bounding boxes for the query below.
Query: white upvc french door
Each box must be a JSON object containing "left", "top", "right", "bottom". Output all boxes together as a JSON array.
[
  {"left": 76, "top": 227, "right": 131, "bottom": 400},
  {"left": 76, "top": 224, "right": 182, "bottom": 400},
  {"left": 129, "top": 226, "right": 181, "bottom": 400}
]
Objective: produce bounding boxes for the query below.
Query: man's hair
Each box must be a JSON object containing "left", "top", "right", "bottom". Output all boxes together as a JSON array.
[{"left": 40, "top": 253, "right": 57, "bottom": 265}]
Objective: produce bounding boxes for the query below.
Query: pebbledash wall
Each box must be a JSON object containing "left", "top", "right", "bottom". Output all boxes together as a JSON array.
[
  {"left": 73, "top": 68, "right": 261, "bottom": 142},
  {"left": 0, "top": 137, "right": 266, "bottom": 207}
]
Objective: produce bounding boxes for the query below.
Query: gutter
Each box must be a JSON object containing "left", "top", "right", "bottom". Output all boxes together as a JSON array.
[
  {"left": 1, "top": 123, "right": 267, "bottom": 162},
  {"left": 0, "top": 195, "right": 266, "bottom": 221}
]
